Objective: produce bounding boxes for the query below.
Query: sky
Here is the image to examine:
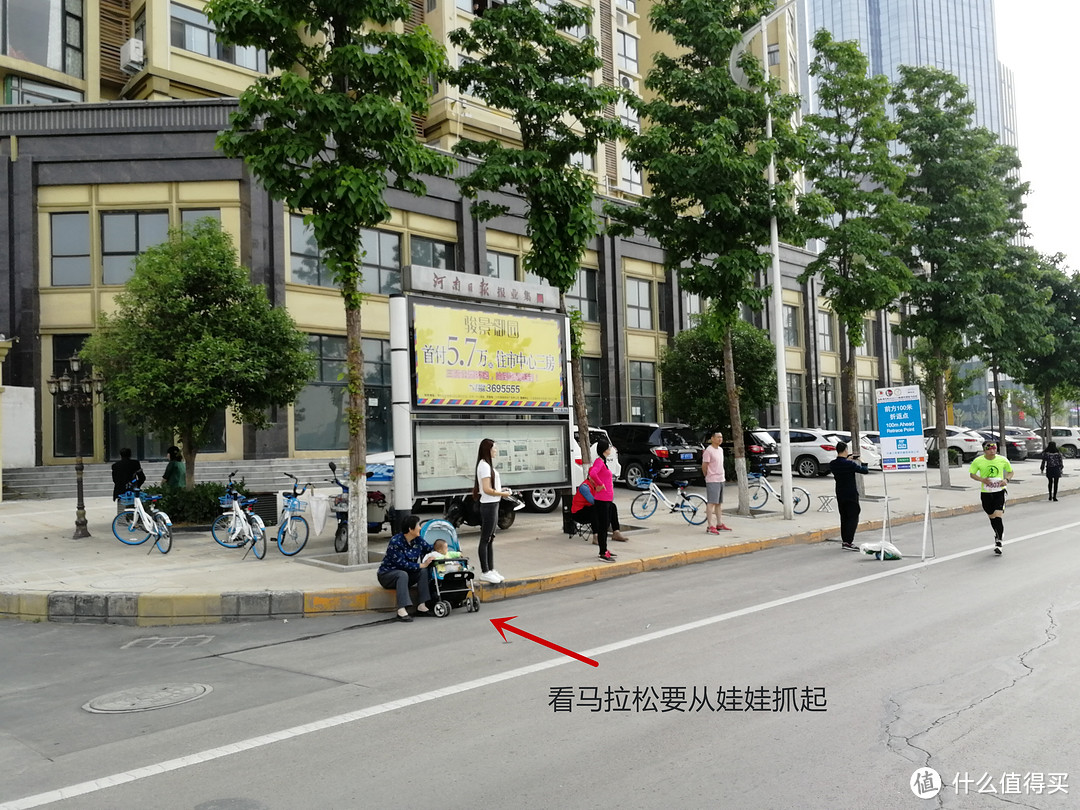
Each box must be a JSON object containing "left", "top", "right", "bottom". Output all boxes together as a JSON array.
[{"left": 994, "top": 1, "right": 1080, "bottom": 270}]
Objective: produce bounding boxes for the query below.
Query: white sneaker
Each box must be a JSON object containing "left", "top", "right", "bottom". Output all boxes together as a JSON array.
[
  {"left": 490, "top": 569, "right": 506, "bottom": 582},
  {"left": 478, "top": 571, "right": 500, "bottom": 584}
]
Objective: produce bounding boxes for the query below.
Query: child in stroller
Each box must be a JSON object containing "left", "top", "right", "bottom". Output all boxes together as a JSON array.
[{"left": 419, "top": 520, "right": 481, "bottom": 617}]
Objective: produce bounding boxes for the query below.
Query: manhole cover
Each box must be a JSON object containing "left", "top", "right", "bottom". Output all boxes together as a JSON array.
[{"left": 83, "top": 683, "right": 213, "bottom": 714}]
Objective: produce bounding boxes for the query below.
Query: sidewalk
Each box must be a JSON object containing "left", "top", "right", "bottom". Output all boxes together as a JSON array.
[{"left": 1, "top": 462, "right": 1071, "bottom": 626}]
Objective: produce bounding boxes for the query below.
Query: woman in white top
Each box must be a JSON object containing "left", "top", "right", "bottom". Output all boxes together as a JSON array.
[{"left": 474, "top": 438, "right": 512, "bottom": 583}]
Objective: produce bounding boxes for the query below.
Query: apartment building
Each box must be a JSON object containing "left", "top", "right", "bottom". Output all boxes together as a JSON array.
[{"left": 0, "top": 0, "right": 903, "bottom": 468}]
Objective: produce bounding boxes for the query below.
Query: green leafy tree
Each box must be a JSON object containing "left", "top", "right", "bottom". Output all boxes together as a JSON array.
[
  {"left": 81, "top": 220, "right": 315, "bottom": 489},
  {"left": 607, "top": 0, "right": 825, "bottom": 512},
  {"left": 659, "top": 310, "right": 776, "bottom": 433},
  {"left": 446, "top": 0, "right": 625, "bottom": 464},
  {"left": 799, "top": 31, "right": 919, "bottom": 447},
  {"left": 1012, "top": 254, "right": 1080, "bottom": 446},
  {"left": 891, "top": 66, "right": 1027, "bottom": 487},
  {"left": 207, "top": 0, "right": 456, "bottom": 563}
]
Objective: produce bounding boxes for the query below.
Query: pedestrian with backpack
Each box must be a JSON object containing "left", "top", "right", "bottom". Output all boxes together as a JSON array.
[{"left": 1041, "top": 441, "right": 1064, "bottom": 502}]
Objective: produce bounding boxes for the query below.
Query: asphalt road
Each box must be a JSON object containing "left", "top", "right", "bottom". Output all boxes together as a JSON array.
[{"left": 2, "top": 499, "right": 1078, "bottom": 810}]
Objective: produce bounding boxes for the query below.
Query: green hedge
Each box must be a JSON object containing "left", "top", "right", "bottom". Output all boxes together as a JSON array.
[
  {"left": 927, "top": 448, "right": 961, "bottom": 468},
  {"left": 142, "top": 479, "right": 249, "bottom": 524}
]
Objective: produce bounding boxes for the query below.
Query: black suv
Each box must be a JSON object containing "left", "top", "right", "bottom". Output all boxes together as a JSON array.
[
  {"left": 712, "top": 429, "right": 781, "bottom": 476},
  {"left": 601, "top": 422, "right": 704, "bottom": 485}
]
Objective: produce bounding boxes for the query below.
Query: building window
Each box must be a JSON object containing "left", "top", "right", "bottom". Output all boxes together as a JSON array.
[
  {"left": 50, "top": 212, "right": 91, "bottom": 286},
  {"left": 857, "top": 379, "right": 875, "bottom": 430},
  {"left": 818, "top": 377, "right": 838, "bottom": 430},
  {"left": 684, "top": 292, "right": 702, "bottom": 321},
  {"left": 786, "top": 372, "right": 804, "bottom": 428},
  {"left": 626, "top": 277, "right": 652, "bottom": 330},
  {"left": 485, "top": 251, "right": 517, "bottom": 281},
  {"left": 616, "top": 0, "right": 636, "bottom": 11},
  {"left": 570, "top": 151, "right": 596, "bottom": 172},
  {"left": 629, "top": 360, "right": 657, "bottom": 422},
  {"left": 856, "top": 320, "right": 876, "bottom": 356},
  {"left": 565, "top": 268, "right": 598, "bottom": 322},
  {"left": 4, "top": 75, "right": 83, "bottom": 104},
  {"left": 170, "top": 2, "right": 266, "bottom": 72},
  {"left": 360, "top": 228, "right": 402, "bottom": 295},
  {"left": 816, "top": 309, "right": 835, "bottom": 353},
  {"left": 783, "top": 304, "right": 800, "bottom": 347},
  {"left": 411, "top": 236, "right": 456, "bottom": 271},
  {"left": 617, "top": 82, "right": 639, "bottom": 132},
  {"left": 364, "top": 338, "right": 392, "bottom": 454},
  {"left": 581, "top": 356, "right": 602, "bottom": 426},
  {"left": 294, "top": 335, "right": 347, "bottom": 451},
  {"left": 1, "top": 0, "right": 83, "bottom": 77},
  {"left": 101, "top": 211, "right": 169, "bottom": 285},
  {"left": 767, "top": 43, "right": 780, "bottom": 66},
  {"left": 616, "top": 31, "right": 638, "bottom": 73},
  {"left": 52, "top": 334, "right": 92, "bottom": 458},
  {"left": 289, "top": 214, "right": 329, "bottom": 287},
  {"left": 889, "top": 327, "right": 903, "bottom": 362},
  {"left": 621, "top": 153, "right": 643, "bottom": 194}
]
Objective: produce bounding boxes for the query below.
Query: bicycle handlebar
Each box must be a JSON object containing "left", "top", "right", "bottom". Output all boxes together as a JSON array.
[{"left": 283, "top": 472, "right": 310, "bottom": 496}]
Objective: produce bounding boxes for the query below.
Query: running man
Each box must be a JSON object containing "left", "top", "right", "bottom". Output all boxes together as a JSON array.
[{"left": 968, "top": 440, "right": 1014, "bottom": 555}]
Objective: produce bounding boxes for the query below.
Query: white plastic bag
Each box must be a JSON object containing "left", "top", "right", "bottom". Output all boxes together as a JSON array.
[
  {"left": 310, "top": 492, "right": 330, "bottom": 536},
  {"left": 858, "top": 539, "right": 903, "bottom": 560}
]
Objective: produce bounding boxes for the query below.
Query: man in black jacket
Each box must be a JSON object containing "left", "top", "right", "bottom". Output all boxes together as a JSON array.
[
  {"left": 111, "top": 448, "right": 146, "bottom": 501},
  {"left": 830, "top": 441, "right": 869, "bottom": 550}
]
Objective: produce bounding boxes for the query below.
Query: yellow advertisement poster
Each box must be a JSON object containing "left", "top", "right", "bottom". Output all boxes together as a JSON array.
[{"left": 413, "top": 302, "right": 566, "bottom": 408}]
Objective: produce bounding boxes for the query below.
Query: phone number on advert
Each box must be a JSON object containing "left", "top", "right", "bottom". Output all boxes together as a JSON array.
[{"left": 469, "top": 383, "right": 522, "bottom": 394}]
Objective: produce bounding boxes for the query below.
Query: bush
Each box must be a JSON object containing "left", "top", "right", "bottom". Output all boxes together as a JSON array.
[
  {"left": 142, "top": 479, "right": 249, "bottom": 524},
  {"left": 927, "top": 448, "right": 961, "bottom": 468}
]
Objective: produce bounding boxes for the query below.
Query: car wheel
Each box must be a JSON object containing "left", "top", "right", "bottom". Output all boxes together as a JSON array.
[
  {"left": 524, "top": 487, "right": 561, "bottom": 513},
  {"left": 795, "top": 455, "right": 819, "bottom": 478},
  {"left": 1062, "top": 444, "right": 1078, "bottom": 459},
  {"left": 623, "top": 461, "right": 647, "bottom": 487}
]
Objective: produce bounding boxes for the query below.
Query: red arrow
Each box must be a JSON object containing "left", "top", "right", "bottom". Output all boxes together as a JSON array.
[{"left": 490, "top": 616, "right": 599, "bottom": 667}]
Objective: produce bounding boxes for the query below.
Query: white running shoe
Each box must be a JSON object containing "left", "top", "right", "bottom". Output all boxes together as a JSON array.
[
  {"left": 490, "top": 569, "right": 506, "bottom": 582},
  {"left": 477, "top": 571, "right": 500, "bottom": 584}
]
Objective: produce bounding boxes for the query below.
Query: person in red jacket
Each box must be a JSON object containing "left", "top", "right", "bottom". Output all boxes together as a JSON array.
[
  {"left": 586, "top": 438, "right": 621, "bottom": 562},
  {"left": 571, "top": 463, "right": 628, "bottom": 545}
]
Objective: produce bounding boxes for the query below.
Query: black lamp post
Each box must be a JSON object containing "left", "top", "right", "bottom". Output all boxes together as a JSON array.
[
  {"left": 987, "top": 389, "right": 996, "bottom": 441},
  {"left": 47, "top": 356, "right": 104, "bottom": 539},
  {"left": 817, "top": 378, "right": 832, "bottom": 430}
]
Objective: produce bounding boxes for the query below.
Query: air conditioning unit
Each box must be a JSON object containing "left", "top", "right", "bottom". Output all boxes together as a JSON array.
[
  {"left": 120, "top": 38, "right": 145, "bottom": 74},
  {"left": 619, "top": 74, "right": 637, "bottom": 92}
]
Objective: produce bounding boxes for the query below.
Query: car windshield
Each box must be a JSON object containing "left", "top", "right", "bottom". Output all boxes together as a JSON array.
[
  {"left": 749, "top": 431, "right": 775, "bottom": 446},
  {"left": 662, "top": 428, "right": 698, "bottom": 447}
]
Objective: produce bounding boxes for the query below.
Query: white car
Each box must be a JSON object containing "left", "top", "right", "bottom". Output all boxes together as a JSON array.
[
  {"left": 1049, "top": 427, "right": 1080, "bottom": 458},
  {"left": 765, "top": 428, "right": 838, "bottom": 478},
  {"left": 523, "top": 428, "right": 621, "bottom": 513},
  {"left": 827, "top": 431, "right": 882, "bottom": 470},
  {"left": 923, "top": 425, "right": 983, "bottom": 463}
]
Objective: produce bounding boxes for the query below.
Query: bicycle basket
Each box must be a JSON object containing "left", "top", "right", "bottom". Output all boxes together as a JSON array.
[
  {"left": 218, "top": 495, "right": 233, "bottom": 508},
  {"left": 633, "top": 478, "right": 652, "bottom": 490},
  {"left": 118, "top": 492, "right": 137, "bottom": 506}
]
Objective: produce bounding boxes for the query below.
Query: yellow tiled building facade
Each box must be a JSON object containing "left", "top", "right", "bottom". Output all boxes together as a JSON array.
[{"left": 0, "top": 0, "right": 906, "bottom": 467}]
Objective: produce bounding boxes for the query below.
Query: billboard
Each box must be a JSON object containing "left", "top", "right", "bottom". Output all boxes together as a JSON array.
[
  {"left": 412, "top": 301, "right": 566, "bottom": 410},
  {"left": 876, "top": 385, "right": 927, "bottom": 471}
]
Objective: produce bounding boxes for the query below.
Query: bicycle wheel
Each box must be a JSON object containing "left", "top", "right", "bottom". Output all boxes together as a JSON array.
[
  {"left": 154, "top": 515, "right": 173, "bottom": 554},
  {"left": 748, "top": 483, "right": 769, "bottom": 510},
  {"left": 112, "top": 510, "right": 151, "bottom": 545},
  {"left": 680, "top": 493, "right": 708, "bottom": 525},
  {"left": 250, "top": 515, "right": 267, "bottom": 560},
  {"left": 212, "top": 514, "right": 243, "bottom": 548},
  {"left": 791, "top": 486, "right": 811, "bottom": 515},
  {"left": 630, "top": 492, "right": 658, "bottom": 520},
  {"left": 277, "top": 515, "right": 309, "bottom": 556}
]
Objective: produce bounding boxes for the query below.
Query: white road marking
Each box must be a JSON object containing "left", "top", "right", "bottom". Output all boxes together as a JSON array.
[{"left": 3, "top": 521, "right": 1076, "bottom": 810}]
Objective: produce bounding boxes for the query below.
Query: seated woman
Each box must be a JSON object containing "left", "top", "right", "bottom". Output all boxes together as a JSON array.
[
  {"left": 570, "top": 473, "right": 627, "bottom": 543},
  {"left": 376, "top": 514, "right": 437, "bottom": 622}
]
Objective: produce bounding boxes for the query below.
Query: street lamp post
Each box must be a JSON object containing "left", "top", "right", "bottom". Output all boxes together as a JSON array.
[
  {"left": 47, "top": 356, "right": 104, "bottom": 539},
  {"left": 817, "top": 378, "right": 831, "bottom": 430},
  {"left": 987, "top": 389, "right": 996, "bottom": 441}
]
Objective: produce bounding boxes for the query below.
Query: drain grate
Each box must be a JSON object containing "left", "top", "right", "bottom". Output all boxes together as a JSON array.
[{"left": 83, "top": 683, "right": 213, "bottom": 714}]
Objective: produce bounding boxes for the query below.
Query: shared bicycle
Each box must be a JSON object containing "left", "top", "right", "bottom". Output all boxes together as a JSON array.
[
  {"left": 112, "top": 477, "right": 173, "bottom": 554},
  {"left": 630, "top": 478, "right": 707, "bottom": 525},
  {"left": 211, "top": 471, "right": 267, "bottom": 559},
  {"left": 276, "top": 472, "right": 311, "bottom": 556},
  {"left": 747, "top": 472, "right": 810, "bottom": 514}
]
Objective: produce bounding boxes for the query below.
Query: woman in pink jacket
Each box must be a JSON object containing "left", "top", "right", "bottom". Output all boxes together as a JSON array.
[{"left": 587, "top": 438, "right": 618, "bottom": 562}]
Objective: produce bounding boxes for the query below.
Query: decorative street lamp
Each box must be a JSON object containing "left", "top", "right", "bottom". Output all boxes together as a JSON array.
[
  {"left": 817, "top": 378, "right": 832, "bottom": 430},
  {"left": 47, "top": 355, "right": 105, "bottom": 539},
  {"left": 987, "top": 389, "right": 997, "bottom": 441}
]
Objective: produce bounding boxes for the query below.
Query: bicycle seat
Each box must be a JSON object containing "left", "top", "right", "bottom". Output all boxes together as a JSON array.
[
  {"left": 241, "top": 497, "right": 258, "bottom": 506},
  {"left": 145, "top": 494, "right": 162, "bottom": 502},
  {"left": 747, "top": 473, "right": 762, "bottom": 479},
  {"left": 673, "top": 480, "right": 689, "bottom": 488}
]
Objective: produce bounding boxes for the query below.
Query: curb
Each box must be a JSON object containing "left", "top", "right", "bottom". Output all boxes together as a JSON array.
[{"left": 0, "top": 492, "right": 1045, "bottom": 626}]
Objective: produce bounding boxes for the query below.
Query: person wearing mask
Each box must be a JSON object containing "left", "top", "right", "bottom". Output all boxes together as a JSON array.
[
  {"left": 111, "top": 448, "right": 146, "bottom": 501},
  {"left": 829, "top": 441, "right": 869, "bottom": 551},
  {"left": 587, "top": 438, "right": 619, "bottom": 562},
  {"left": 474, "top": 438, "right": 513, "bottom": 583}
]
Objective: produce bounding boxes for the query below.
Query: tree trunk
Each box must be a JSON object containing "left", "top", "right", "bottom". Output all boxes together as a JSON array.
[
  {"left": 723, "top": 323, "right": 749, "bottom": 516},
  {"left": 1044, "top": 387, "right": 1053, "bottom": 450},
  {"left": 841, "top": 324, "right": 863, "bottom": 495},
  {"left": 935, "top": 355, "right": 951, "bottom": 487},
  {"left": 345, "top": 304, "right": 369, "bottom": 566}
]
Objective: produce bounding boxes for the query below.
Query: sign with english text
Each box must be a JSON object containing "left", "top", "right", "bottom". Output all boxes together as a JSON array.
[{"left": 876, "top": 385, "right": 927, "bottom": 471}]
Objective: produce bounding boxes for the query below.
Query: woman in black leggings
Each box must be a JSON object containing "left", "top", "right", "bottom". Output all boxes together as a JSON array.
[{"left": 474, "top": 438, "right": 512, "bottom": 583}]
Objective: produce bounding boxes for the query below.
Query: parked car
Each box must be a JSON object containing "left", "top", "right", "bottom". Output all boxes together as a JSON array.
[
  {"left": 709, "top": 429, "right": 781, "bottom": 476},
  {"left": 827, "top": 431, "right": 882, "bottom": 470},
  {"left": 763, "top": 428, "right": 837, "bottom": 478},
  {"left": 1049, "top": 426, "right": 1080, "bottom": 458},
  {"left": 974, "top": 430, "right": 1027, "bottom": 462},
  {"left": 601, "top": 422, "right": 704, "bottom": 486},
  {"left": 863, "top": 431, "right": 881, "bottom": 445},
  {"left": 1001, "top": 425, "right": 1043, "bottom": 459},
  {"left": 922, "top": 425, "right": 983, "bottom": 463}
]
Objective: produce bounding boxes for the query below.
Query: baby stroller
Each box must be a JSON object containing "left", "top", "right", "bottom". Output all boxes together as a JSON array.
[{"left": 419, "top": 519, "right": 481, "bottom": 617}]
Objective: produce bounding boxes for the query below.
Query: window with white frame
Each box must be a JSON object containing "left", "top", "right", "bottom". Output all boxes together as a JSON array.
[
  {"left": 629, "top": 361, "right": 657, "bottom": 422},
  {"left": 616, "top": 30, "right": 638, "bottom": 73},
  {"left": 565, "top": 268, "right": 598, "bottom": 322},
  {"left": 857, "top": 379, "right": 875, "bottom": 430},
  {"left": 484, "top": 250, "right": 517, "bottom": 280},
  {"left": 626, "top": 277, "right": 652, "bottom": 329},
  {"left": 767, "top": 43, "right": 780, "bottom": 66},
  {"left": 856, "top": 320, "right": 876, "bottom": 356},
  {"left": 817, "top": 309, "right": 835, "bottom": 353},
  {"left": 1, "top": 0, "right": 83, "bottom": 77},
  {"left": 5, "top": 75, "right": 83, "bottom": 104},
  {"left": 170, "top": 2, "right": 266, "bottom": 71},
  {"left": 620, "top": 153, "right": 643, "bottom": 194},
  {"left": 570, "top": 151, "right": 596, "bottom": 172},
  {"left": 411, "top": 236, "right": 456, "bottom": 271},
  {"left": 786, "top": 372, "right": 804, "bottom": 427},
  {"left": 783, "top": 304, "right": 800, "bottom": 347}
]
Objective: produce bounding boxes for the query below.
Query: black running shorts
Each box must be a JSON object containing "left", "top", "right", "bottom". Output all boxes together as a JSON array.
[{"left": 980, "top": 490, "right": 1006, "bottom": 515}]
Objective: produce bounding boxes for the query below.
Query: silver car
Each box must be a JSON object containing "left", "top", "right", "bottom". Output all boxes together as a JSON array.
[{"left": 1001, "top": 426, "right": 1043, "bottom": 459}]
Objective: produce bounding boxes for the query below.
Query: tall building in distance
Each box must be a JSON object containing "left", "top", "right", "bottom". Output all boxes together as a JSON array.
[{"left": 800, "top": 0, "right": 1017, "bottom": 150}]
